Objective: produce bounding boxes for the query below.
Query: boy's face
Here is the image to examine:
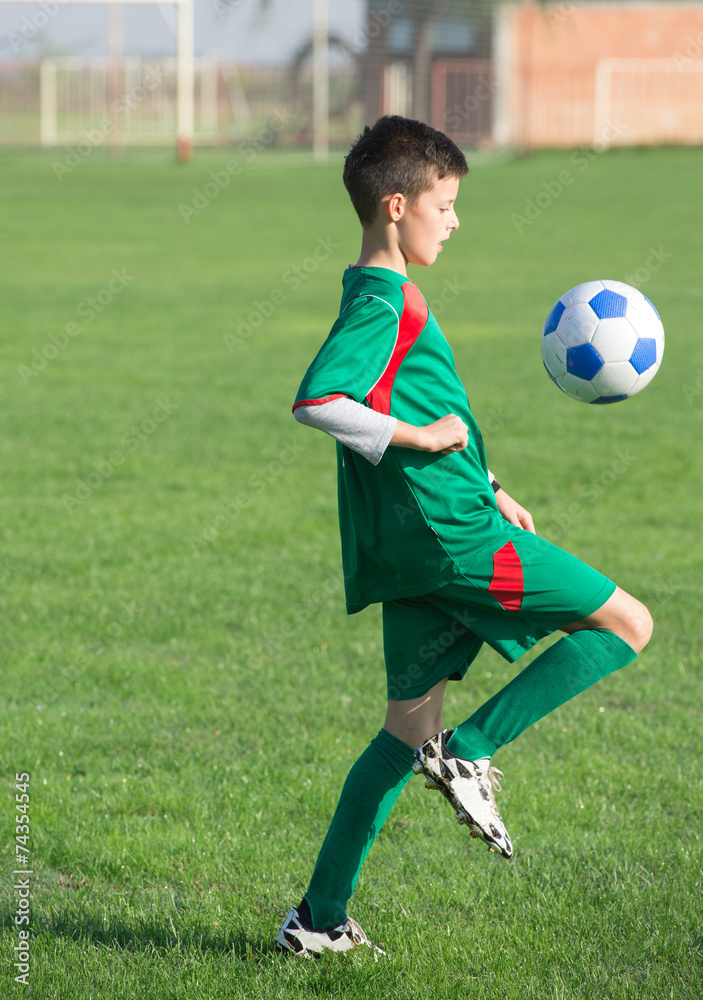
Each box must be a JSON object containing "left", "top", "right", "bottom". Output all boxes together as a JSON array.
[{"left": 394, "top": 175, "right": 460, "bottom": 268}]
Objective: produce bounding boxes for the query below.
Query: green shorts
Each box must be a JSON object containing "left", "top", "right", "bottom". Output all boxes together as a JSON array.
[{"left": 383, "top": 530, "right": 616, "bottom": 701}]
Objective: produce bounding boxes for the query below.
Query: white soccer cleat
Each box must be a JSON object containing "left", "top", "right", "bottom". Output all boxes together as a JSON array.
[
  {"left": 413, "top": 729, "right": 513, "bottom": 859},
  {"left": 275, "top": 907, "right": 385, "bottom": 958}
]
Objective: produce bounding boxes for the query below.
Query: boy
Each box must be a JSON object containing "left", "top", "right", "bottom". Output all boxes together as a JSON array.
[{"left": 276, "top": 116, "right": 652, "bottom": 957}]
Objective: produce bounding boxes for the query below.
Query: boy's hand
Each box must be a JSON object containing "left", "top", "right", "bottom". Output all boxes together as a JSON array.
[
  {"left": 391, "top": 414, "right": 469, "bottom": 454},
  {"left": 494, "top": 488, "right": 535, "bottom": 533}
]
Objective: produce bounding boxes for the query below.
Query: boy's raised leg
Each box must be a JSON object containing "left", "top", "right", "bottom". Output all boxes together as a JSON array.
[
  {"left": 446, "top": 587, "right": 650, "bottom": 761},
  {"left": 411, "top": 588, "right": 651, "bottom": 856}
]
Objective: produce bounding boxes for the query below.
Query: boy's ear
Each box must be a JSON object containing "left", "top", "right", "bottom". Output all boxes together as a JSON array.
[{"left": 384, "top": 192, "right": 406, "bottom": 222}]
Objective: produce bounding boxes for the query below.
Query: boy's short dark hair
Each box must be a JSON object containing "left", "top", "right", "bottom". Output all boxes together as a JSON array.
[{"left": 343, "top": 115, "right": 468, "bottom": 227}]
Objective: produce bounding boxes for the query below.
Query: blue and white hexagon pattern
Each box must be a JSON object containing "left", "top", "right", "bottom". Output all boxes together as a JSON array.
[{"left": 541, "top": 280, "right": 665, "bottom": 403}]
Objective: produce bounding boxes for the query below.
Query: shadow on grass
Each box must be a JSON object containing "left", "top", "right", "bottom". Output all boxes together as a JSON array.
[{"left": 0, "top": 908, "right": 279, "bottom": 964}]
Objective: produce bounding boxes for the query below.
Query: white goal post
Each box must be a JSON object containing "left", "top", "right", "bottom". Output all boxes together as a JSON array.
[{"left": 1, "top": 0, "right": 194, "bottom": 159}]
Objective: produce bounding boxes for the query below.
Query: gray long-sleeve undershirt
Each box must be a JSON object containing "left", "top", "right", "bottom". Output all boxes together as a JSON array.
[
  {"left": 294, "top": 396, "right": 397, "bottom": 466},
  {"left": 294, "top": 396, "right": 496, "bottom": 484}
]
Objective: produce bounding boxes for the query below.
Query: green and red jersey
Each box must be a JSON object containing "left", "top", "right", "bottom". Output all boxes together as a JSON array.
[{"left": 294, "top": 265, "right": 515, "bottom": 613}]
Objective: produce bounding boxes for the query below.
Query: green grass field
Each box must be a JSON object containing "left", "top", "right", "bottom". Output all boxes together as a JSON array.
[{"left": 0, "top": 144, "right": 702, "bottom": 999}]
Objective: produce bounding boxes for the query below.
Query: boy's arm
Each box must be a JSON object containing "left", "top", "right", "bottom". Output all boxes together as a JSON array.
[
  {"left": 294, "top": 397, "right": 396, "bottom": 466},
  {"left": 294, "top": 396, "right": 471, "bottom": 465},
  {"left": 494, "top": 487, "right": 535, "bottom": 533},
  {"left": 389, "top": 413, "right": 469, "bottom": 455},
  {"left": 296, "top": 394, "right": 535, "bottom": 531},
  {"left": 295, "top": 397, "right": 533, "bottom": 528}
]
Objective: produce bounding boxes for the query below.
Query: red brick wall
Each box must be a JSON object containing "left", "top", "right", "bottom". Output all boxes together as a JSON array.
[{"left": 505, "top": 1, "right": 703, "bottom": 147}]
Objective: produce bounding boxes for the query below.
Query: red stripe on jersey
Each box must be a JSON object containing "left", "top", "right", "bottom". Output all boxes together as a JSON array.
[
  {"left": 292, "top": 393, "right": 347, "bottom": 413},
  {"left": 488, "top": 541, "right": 524, "bottom": 612},
  {"left": 366, "top": 282, "right": 428, "bottom": 415}
]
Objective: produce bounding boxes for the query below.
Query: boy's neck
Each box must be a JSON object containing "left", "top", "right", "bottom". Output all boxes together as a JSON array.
[{"left": 354, "top": 229, "right": 409, "bottom": 277}]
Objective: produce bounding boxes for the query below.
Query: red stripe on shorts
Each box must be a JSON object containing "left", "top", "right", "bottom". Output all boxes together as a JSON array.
[{"left": 488, "top": 541, "right": 524, "bottom": 612}]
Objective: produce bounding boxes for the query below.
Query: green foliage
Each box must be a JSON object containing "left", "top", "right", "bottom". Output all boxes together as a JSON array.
[{"left": 0, "top": 146, "right": 701, "bottom": 998}]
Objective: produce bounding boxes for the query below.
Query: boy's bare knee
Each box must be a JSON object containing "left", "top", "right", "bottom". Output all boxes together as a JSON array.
[
  {"left": 610, "top": 593, "right": 652, "bottom": 653},
  {"left": 626, "top": 599, "right": 653, "bottom": 654},
  {"left": 564, "top": 587, "right": 653, "bottom": 654}
]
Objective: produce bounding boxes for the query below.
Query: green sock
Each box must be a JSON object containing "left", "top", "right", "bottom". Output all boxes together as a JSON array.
[
  {"left": 303, "top": 728, "right": 415, "bottom": 931},
  {"left": 447, "top": 629, "right": 637, "bottom": 761}
]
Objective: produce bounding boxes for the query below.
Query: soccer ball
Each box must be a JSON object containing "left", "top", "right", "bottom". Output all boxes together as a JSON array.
[{"left": 541, "top": 280, "right": 665, "bottom": 403}]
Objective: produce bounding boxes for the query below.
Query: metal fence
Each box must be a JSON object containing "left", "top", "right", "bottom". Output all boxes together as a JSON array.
[
  {"left": 1, "top": 1, "right": 703, "bottom": 153},
  {"left": 0, "top": 57, "right": 364, "bottom": 149}
]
